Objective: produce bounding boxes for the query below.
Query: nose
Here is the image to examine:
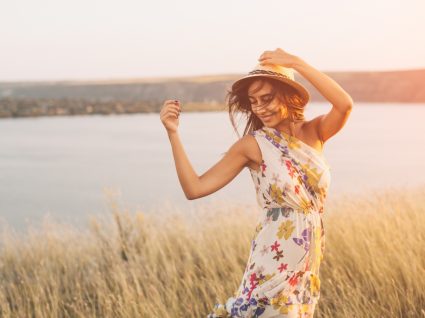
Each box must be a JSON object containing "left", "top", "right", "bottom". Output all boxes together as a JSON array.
[{"left": 252, "top": 104, "right": 270, "bottom": 115}]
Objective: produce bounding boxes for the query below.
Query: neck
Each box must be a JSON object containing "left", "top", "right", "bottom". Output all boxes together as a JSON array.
[{"left": 274, "top": 118, "right": 304, "bottom": 135}]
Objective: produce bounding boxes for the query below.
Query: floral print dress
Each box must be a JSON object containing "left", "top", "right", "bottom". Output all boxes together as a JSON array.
[{"left": 207, "top": 126, "right": 331, "bottom": 318}]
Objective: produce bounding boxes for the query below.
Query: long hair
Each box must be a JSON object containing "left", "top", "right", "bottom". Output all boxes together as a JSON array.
[{"left": 226, "top": 77, "right": 307, "bottom": 138}]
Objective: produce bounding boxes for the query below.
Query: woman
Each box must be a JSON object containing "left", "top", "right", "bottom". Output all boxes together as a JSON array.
[{"left": 160, "top": 48, "right": 353, "bottom": 318}]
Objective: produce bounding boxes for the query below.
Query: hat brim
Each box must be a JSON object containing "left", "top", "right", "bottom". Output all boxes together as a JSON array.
[{"left": 231, "top": 74, "right": 310, "bottom": 107}]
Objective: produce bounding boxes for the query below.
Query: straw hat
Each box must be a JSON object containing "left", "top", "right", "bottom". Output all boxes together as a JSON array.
[{"left": 231, "top": 63, "right": 310, "bottom": 107}]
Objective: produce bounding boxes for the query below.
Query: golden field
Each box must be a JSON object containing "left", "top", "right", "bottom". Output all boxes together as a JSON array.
[{"left": 0, "top": 186, "right": 424, "bottom": 318}]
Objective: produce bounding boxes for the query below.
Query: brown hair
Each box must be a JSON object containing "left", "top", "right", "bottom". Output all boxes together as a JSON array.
[{"left": 226, "top": 77, "right": 306, "bottom": 138}]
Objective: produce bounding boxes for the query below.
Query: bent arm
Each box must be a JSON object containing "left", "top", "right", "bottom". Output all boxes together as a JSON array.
[
  {"left": 167, "top": 130, "right": 201, "bottom": 200},
  {"left": 167, "top": 131, "right": 250, "bottom": 200},
  {"left": 292, "top": 57, "right": 353, "bottom": 142},
  {"left": 292, "top": 56, "right": 354, "bottom": 111}
]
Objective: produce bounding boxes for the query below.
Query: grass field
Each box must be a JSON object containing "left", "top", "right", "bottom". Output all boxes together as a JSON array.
[{"left": 0, "top": 186, "right": 424, "bottom": 317}]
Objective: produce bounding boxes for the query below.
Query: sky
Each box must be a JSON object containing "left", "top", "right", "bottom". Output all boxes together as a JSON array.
[{"left": 1, "top": 0, "right": 424, "bottom": 81}]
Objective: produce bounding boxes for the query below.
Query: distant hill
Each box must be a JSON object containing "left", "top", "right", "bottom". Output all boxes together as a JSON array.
[{"left": 0, "top": 69, "right": 424, "bottom": 118}]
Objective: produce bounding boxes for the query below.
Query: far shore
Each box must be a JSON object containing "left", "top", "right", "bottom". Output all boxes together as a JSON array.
[{"left": 1, "top": 68, "right": 425, "bottom": 118}]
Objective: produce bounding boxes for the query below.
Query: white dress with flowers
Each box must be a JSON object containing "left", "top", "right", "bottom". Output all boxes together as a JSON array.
[{"left": 207, "top": 126, "right": 331, "bottom": 318}]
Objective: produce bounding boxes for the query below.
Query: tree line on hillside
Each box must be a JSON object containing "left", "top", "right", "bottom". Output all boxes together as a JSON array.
[{"left": 0, "top": 69, "right": 424, "bottom": 118}]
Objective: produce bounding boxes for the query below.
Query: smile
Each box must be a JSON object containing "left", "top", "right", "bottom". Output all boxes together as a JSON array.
[{"left": 259, "top": 114, "right": 274, "bottom": 120}]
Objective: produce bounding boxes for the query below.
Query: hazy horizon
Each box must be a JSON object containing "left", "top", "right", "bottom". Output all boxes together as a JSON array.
[
  {"left": 1, "top": 67, "right": 425, "bottom": 84},
  {"left": 1, "top": 0, "right": 424, "bottom": 81}
]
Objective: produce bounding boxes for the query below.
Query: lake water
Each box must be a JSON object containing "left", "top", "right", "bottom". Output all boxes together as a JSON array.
[{"left": 1, "top": 103, "right": 424, "bottom": 233}]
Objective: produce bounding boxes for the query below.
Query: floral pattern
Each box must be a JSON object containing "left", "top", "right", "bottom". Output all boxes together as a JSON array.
[{"left": 207, "top": 126, "right": 331, "bottom": 318}]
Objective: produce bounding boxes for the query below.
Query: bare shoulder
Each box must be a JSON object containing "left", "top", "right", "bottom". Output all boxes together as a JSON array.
[
  {"left": 299, "top": 117, "right": 326, "bottom": 150},
  {"left": 303, "top": 115, "right": 324, "bottom": 133},
  {"left": 306, "top": 114, "right": 324, "bottom": 128}
]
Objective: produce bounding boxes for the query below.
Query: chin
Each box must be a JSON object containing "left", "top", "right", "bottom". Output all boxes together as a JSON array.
[{"left": 260, "top": 115, "right": 277, "bottom": 125}]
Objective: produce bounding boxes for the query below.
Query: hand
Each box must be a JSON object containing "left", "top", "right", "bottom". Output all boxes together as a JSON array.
[
  {"left": 258, "top": 48, "right": 300, "bottom": 68},
  {"left": 160, "top": 99, "right": 181, "bottom": 133}
]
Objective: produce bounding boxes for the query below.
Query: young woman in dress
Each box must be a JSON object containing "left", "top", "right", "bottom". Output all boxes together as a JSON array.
[{"left": 160, "top": 48, "right": 353, "bottom": 318}]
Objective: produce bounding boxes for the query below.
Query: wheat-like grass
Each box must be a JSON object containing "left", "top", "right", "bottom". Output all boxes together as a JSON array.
[{"left": 0, "top": 186, "right": 424, "bottom": 317}]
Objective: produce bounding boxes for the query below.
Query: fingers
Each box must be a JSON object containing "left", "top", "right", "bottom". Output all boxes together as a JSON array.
[
  {"left": 162, "top": 105, "right": 180, "bottom": 114},
  {"left": 168, "top": 109, "right": 180, "bottom": 117},
  {"left": 160, "top": 99, "right": 181, "bottom": 121},
  {"left": 259, "top": 51, "right": 272, "bottom": 59},
  {"left": 160, "top": 109, "right": 179, "bottom": 119},
  {"left": 162, "top": 100, "right": 181, "bottom": 110},
  {"left": 161, "top": 107, "right": 179, "bottom": 115},
  {"left": 161, "top": 100, "right": 182, "bottom": 115},
  {"left": 164, "top": 99, "right": 180, "bottom": 106}
]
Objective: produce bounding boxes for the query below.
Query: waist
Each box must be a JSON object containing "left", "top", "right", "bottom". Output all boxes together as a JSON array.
[
  {"left": 266, "top": 206, "right": 323, "bottom": 215},
  {"left": 257, "top": 206, "right": 323, "bottom": 226}
]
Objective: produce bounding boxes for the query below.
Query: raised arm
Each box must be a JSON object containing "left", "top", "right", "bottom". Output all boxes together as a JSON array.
[
  {"left": 290, "top": 57, "right": 353, "bottom": 143},
  {"left": 160, "top": 99, "right": 251, "bottom": 200},
  {"left": 258, "top": 48, "right": 353, "bottom": 143}
]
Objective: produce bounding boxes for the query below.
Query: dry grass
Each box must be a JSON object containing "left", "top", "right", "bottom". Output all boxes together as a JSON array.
[{"left": 0, "top": 186, "right": 424, "bottom": 318}]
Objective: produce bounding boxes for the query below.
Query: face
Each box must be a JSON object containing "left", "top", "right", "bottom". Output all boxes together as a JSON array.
[{"left": 247, "top": 80, "right": 287, "bottom": 125}]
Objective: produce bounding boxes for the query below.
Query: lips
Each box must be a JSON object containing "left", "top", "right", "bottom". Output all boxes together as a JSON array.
[{"left": 259, "top": 114, "right": 274, "bottom": 120}]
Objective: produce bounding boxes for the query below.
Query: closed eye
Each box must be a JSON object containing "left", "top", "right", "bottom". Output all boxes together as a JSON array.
[{"left": 249, "top": 94, "right": 274, "bottom": 104}]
